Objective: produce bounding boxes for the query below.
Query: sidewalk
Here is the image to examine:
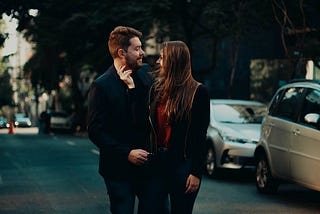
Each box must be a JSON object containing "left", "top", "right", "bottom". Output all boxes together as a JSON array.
[
  {"left": 0, "top": 127, "right": 88, "bottom": 137},
  {"left": 0, "top": 127, "right": 38, "bottom": 134}
]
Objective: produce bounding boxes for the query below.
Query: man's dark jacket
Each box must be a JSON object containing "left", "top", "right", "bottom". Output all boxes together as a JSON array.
[{"left": 87, "top": 64, "right": 153, "bottom": 180}]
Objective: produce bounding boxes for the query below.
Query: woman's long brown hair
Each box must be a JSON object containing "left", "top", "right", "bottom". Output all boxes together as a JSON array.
[{"left": 153, "top": 41, "right": 199, "bottom": 122}]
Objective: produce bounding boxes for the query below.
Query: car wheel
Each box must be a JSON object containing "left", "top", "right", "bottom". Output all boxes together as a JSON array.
[
  {"left": 256, "top": 153, "right": 279, "bottom": 194},
  {"left": 206, "top": 145, "right": 219, "bottom": 177}
]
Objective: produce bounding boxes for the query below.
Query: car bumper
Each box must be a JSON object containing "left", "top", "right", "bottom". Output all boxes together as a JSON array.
[
  {"left": 218, "top": 142, "right": 256, "bottom": 169},
  {"left": 15, "top": 123, "right": 32, "bottom": 127}
]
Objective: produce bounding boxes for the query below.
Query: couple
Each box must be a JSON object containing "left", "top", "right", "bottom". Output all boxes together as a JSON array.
[{"left": 87, "top": 26, "right": 210, "bottom": 214}]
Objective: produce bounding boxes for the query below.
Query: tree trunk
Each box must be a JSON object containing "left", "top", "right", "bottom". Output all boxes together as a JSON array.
[{"left": 228, "top": 40, "right": 240, "bottom": 98}]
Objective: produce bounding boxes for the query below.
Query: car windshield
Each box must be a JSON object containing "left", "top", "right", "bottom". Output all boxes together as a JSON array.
[
  {"left": 15, "top": 113, "right": 27, "bottom": 118},
  {"left": 213, "top": 104, "right": 267, "bottom": 124}
]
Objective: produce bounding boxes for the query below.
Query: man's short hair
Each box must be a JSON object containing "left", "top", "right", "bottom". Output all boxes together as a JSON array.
[{"left": 108, "top": 26, "right": 142, "bottom": 59}]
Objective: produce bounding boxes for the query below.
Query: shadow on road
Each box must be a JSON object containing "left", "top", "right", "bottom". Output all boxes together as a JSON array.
[{"left": 205, "top": 168, "right": 256, "bottom": 183}]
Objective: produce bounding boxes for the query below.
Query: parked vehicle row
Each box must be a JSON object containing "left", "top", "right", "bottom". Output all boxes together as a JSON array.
[
  {"left": 0, "top": 114, "right": 32, "bottom": 128},
  {"left": 0, "top": 111, "right": 76, "bottom": 133},
  {"left": 205, "top": 80, "right": 320, "bottom": 195}
]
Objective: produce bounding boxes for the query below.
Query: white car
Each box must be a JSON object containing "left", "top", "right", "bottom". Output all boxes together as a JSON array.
[
  {"left": 255, "top": 80, "right": 320, "bottom": 193},
  {"left": 49, "top": 111, "right": 75, "bottom": 133},
  {"left": 205, "top": 99, "right": 267, "bottom": 177}
]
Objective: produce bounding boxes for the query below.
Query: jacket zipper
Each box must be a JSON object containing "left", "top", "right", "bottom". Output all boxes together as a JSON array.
[{"left": 148, "top": 105, "right": 158, "bottom": 155}]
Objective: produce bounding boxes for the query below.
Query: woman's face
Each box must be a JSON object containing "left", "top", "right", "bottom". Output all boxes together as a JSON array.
[
  {"left": 157, "top": 49, "right": 163, "bottom": 67},
  {"left": 156, "top": 49, "right": 165, "bottom": 75}
]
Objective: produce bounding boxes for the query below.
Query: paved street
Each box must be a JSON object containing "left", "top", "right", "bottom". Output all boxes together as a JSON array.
[{"left": 1, "top": 129, "right": 320, "bottom": 213}]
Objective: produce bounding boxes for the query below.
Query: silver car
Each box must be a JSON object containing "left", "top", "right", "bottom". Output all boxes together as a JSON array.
[
  {"left": 206, "top": 99, "right": 267, "bottom": 177},
  {"left": 0, "top": 116, "right": 9, "bottom": 128},
  {"left": 14, "top": 113, "right": 32, "bottom": 127},
  {"left": 254, "top": 80, "right": 320, "bottom": 193}
]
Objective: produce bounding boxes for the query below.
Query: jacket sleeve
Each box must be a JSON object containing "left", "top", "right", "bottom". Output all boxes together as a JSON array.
[
  {"left": 87, "top": 82, "right": 131, "bottom": 160},
  {"left": 189, "top": 85, "right": 210, "bottom": 179}
]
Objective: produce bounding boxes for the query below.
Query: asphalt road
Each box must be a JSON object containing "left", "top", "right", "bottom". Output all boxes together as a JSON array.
[{"left": 1, "top": 129, "right": 320, "bottom": 214}]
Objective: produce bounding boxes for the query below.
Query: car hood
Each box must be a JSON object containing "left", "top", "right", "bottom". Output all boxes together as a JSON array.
[{"left": 218, "top": 123, "right": 261, "bottom": 141}]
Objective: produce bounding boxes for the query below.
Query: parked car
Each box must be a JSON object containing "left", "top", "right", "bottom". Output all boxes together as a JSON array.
[
  {"left": 205, "top": 99, "right": 267, "bottom": 177},
  {"left": 13, "top": 113, "right": 32, "bottom": 127},
  {"left": 0, "top": 116, "right": 9, "bottom": 128},
  {"left": 48, "top": 111, "right": 75, "bottom": 133},
  {"left": 254, "top": 80, "right": 320, "bottom": 193}
]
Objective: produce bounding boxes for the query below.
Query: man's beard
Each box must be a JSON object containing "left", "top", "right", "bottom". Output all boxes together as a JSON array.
[{"left": 126, "top": 57, "right": 142, "bottom": 71}]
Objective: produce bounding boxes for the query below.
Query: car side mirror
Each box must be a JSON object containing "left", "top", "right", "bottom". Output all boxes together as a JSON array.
[{"left": 304, "top": 113, "right": 320, "bottom": 124}]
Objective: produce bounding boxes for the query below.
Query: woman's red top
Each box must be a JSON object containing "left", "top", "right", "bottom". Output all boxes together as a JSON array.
[{"left": 156, "top": 102, "right": 171, "bottom": 148}]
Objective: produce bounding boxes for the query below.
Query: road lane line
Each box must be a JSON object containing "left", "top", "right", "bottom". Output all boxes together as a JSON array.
[
  {"left": 66, "top": 141, "right": 75, "bottom": 146},
  {"left": 91, "top": 149, "right": 99, "bottom": 155}
]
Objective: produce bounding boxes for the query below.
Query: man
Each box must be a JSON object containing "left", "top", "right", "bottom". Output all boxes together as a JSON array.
[{"left": 87, "top": 26, "right": 154, "bottom": 213}]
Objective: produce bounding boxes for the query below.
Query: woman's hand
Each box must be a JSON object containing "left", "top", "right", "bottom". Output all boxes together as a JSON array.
[
  {"left": 116, "top": 65, "right": 135, "bottom": 89},
  {"left": 185, "top": 174, "right": 200, "bottom": 194}
]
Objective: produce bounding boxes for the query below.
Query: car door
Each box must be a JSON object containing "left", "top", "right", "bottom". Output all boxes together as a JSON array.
[
  {"left": 290, "top": 88, "right": 320, "bottom": 189},
  {"left": 267, "top": 87, "right": 303, "bottom": 179}
]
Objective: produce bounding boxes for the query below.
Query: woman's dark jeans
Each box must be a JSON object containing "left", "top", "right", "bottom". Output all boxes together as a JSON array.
[
  {"left": 104, "top": 179, "right": 136, "bottom": 214},
  {"left": 141, "top": 151, "right": 200, "bottom": 214}
]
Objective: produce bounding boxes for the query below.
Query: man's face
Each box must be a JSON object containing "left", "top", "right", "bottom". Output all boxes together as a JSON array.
[{"left": 124, "top": 37, "right": 145, "bottom": 71}]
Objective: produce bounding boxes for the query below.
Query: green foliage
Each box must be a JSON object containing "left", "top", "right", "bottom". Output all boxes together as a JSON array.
[
  {"left": 0, "top": 18, "right": 13, "bottom": 106},
  {"left": 0, "top": 69, "right": 13, "bottom": 107},
  {"left": 1, "top": 0, "right": 319, "bottom": 120},
  {"left": 250, "top": 59, "right": 292, "bottom": 102}
]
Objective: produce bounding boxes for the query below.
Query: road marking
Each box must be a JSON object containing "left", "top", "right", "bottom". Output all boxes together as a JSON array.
[
  {"left": 91, "top": 149, "right": 99, "bottom": 155},
  {"left": 66, "top": 141, "right": 75, "bottom": 146}
]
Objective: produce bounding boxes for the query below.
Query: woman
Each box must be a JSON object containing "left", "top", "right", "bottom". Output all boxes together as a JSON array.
[{"left": 148, "top": 41, "right": 210, "bottom": 213}]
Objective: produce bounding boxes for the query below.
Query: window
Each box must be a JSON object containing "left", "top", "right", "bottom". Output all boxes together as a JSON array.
[
  {"left": 271, "top": 87, "right": 305, "bottom": 121},
  {"left": 269, "top": 89, "right": 284, "bottom": 115},
  {"left": 213, "top": 104, "right": 267, "bottom": 124},
  {"left": 298, "top": 89, "right": 320, "bottom": 130}
]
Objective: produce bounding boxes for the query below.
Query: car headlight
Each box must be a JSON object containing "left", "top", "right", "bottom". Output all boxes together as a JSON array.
[{"left": 221, "top": 135, "right": 256, "bottom": 144}]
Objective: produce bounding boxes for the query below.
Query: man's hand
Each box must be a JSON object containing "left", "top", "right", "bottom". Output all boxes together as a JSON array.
[
  {"left": 128, "top": 149, "right": 149, "bottom": 166},
  {"left": 185, "top": 174, "right": 200, "bottom": 194},
  {"left": 117, "top": 65, "right": 135, "bottom": 89}
]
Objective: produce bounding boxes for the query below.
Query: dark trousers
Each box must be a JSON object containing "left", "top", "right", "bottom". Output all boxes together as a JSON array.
[
  {"left": 104, "top": 179, "right": 135, "bottom": 214},
  {"left": 146, "top": 156, "right": 200, "bottom": 214},
  {"left": 135, "top": 176, "right": 170, "bottom": 214},
  {"left": 169, "top": 160, "right": 200, "bottom": 214},
  {"left": 104, "top": 174, "right": 169, "bottom": 214}
]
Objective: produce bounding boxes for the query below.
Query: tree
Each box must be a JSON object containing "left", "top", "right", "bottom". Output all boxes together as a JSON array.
[
  {"left": 5, "top": 0, "right": 158, "bottom": 130},
  {"left": 1, "top": 0, "right": 319, "bottom": 127},
  {"left": 0, "top": 19, "right": 13, "bottom": 107},
  {"left": 0, "top": 69, "right": 14, "bottom": 107},
  {"left": 146, "top": 0, "right": 274, "bottom": 97},
  {"left": 271, "top": 0, "right": 320, "bottom": 78}
]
